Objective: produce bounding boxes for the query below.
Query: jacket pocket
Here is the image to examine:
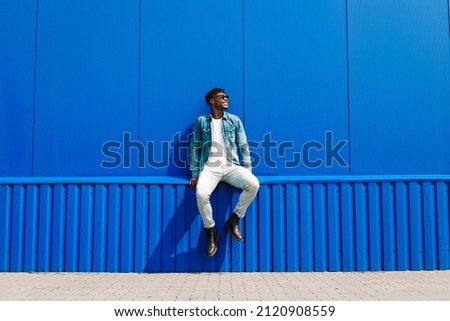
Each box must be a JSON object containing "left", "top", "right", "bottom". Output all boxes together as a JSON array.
[{"left": 224, "top": 127, "right": 236, "bottom": 141}]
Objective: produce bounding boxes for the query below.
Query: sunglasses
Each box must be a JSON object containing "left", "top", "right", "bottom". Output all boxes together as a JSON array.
[{"left": 215, "top": 94, "right": 229, "bottom": 100}]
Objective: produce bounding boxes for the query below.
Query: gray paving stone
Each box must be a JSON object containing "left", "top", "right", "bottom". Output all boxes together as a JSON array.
[{"left": 0, "top": 271, "right": 450, "bottom": 301}]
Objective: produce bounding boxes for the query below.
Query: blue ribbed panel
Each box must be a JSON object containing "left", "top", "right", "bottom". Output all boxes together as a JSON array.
[{"left": 1, "top": 177, "right": 449, "bottom": 272}]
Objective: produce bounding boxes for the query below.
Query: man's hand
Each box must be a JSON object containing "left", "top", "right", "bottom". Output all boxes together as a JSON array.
[{"left": 189, "top": 177, "right": 198, "bottom": 189}]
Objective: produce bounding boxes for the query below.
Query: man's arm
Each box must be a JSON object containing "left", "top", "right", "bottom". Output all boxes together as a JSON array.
[
  {"left": 236, "top": 118, "right": 252, "bottom": 169},
  {"left": 189, "top": 118, "right": 202, "bottom": 183}
]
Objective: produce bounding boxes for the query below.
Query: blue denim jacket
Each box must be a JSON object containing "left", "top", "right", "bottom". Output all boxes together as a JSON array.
[{"left": 189, "top": 112, "right": 252, "bottom": 177}]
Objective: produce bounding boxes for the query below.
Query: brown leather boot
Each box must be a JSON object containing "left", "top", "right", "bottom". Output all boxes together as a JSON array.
[
  {"left": 204, "top": 227, "right": 219, "bottom": 256},
  {"left": 225, "top": 213, "right": 243, "bottom": 242}
]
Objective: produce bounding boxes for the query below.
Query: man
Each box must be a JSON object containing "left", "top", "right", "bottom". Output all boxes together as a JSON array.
[{"left": 189, "top": 88, "right": 260, "bottom": 257}]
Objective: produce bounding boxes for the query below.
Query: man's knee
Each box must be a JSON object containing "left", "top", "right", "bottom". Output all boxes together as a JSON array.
[
  {"left": 247, "top": 177, "right": 260, "bottom": 193},
  {"left": 196, "top": 190, "right": 211, "bottom": 204},
  {"left": 253, "top": 180, "right": 260, "bottom": 192}
]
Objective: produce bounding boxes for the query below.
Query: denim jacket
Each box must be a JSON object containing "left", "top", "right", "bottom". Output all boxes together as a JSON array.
[{"left": 189, "top": 112, "right": 252, "bottom": 178}]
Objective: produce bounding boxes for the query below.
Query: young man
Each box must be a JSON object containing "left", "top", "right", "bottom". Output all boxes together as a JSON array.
[{"left": 189, "top": 88, "right": 260, "bottom": 256}]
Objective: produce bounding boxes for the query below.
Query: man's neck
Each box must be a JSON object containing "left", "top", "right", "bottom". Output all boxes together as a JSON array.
[{"left": 211, "top": 109, "right": 224, "bottom": 119}]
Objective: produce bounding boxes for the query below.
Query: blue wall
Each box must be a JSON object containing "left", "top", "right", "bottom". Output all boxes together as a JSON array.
[
  {"left": 2, "top": 0, "right": 449, "bottom": 177},
  {"left": 1, "top": 176, "right": 449, "bottom": 272},
  {"left": 1, "top": 1, "right": 450, "bottom": 272}
]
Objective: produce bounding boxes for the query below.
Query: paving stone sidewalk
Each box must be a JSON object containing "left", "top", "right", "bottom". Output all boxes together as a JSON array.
[{"left": 1, "top": 271, "right": 449, "bottom": 301}]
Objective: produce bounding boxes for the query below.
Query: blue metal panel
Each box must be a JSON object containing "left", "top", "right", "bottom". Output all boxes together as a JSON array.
[
  {"left": 381, "top": 183, "right": 395, "bottom": 270},
  {"left": 0, "top": 185, "right": 12, "bottom": 271},
  {"left": 368, "top": 183, "right": 382, "bottom": 270},
  {"left": 11, "top": 185, "right": 26, "bottom": 271},
  {"left": 354, "top": 183, "right": 368, "bottom": 271},
  {"left": 24, "top": 184, "right": 38, "bottom": 271},
  {"left": 409, "top": 182, "right": 424, "bottom": 270},
  {"left": 175, "top": 185, "right": 188, "bottom": 272},
  {"left": 161, "top": 185, "right": 175, "bottom": 272},
  {"left": 33, "top": 0, "right": 139, "bottom": 176},
  {"left": 436, "top": 182, "right": 450, "bottom": 269},
  {"left": 107, "top": 184, "right": 121, "bottom": 272},
  {"left": 38, "top": 184, "right": 52, "bottom": 271},
  {"left": 395, "top": 182, "right": 410, "bottom": 270},
  {"left": 0, "top": 0, "right": 36, "bottom": 176},
  {"left": 2, "top": 1, "right": 449, "bottom": 179},
  {"left": 148, "top": 184, "right": 162, "bottom": 272},
  {"left": 51, "top": 184, "right": 66, "bottom": 272},
  {"left": 341, "top": 183, "right": 355, "bottom": 271},
  {"left": 66, "top": 184, "right": 79, "bottom": 272},
  {"left": 348, "top": 0, "right": 450, "bottom": 174},
  {"left": 1, "top": 176, "right": 450, "bottom": 273},
  {"left": 93, "top": 184, "right": 108, "bottom": 272},
  {"left": 140, "top": 0, "right": 244, "bottom": 176},
  {"left": 135, "top": 184, "right": 148, "bottom": 272},
  {"left": 327, "top": 183, "right": 341, "bottom": 271},
  {"left": 2, "top": 1, "right": 450, "bottom": 275},
  {"left": 272, "top": 184, "right": 286, "bottom": 272},
  {"left": 286, "top": 184, "right": 300, "bottom": 272},
  {"left": 300, "top": 184, "right": 313, "bottom": 271},
  {"left": 244, "top": 0, "right": 349, "bottom": 176},
  {"left": 121, "top": 184, "right": 135, "bottom": 272},
  {"left": 79, "top": 184, "right": 94, "bottom": 272},
  {"left": 258, "top": 185, "right": 272, "bottom": 271},
  {"left": 423, "top": 182, "right": 438, "bottom": 270},
  {"left": 313, "top": 183, "right": 327, "bottom": 271}
]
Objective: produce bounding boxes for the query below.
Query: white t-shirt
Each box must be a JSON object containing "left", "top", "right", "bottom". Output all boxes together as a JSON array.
[{"left": 207, "top": 118, "right": 228, "bottom": 166}]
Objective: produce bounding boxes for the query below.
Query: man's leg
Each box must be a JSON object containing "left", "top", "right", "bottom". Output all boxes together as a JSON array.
[
  {"left": 222, "top": 165, "right": 260, "bottom": 241},
  {"left": 196, "top": 165, "right": 222, "bottom": 256},
  {"left": 223, "top": 165, "right": 260, "bottom": 218},
  {"left": 196, "top": 165, "right": 222, "bottom": 228}
]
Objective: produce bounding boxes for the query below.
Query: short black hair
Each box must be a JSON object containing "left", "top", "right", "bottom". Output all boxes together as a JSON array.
[{"left": 205, "top": 88, "right": 225, "bottom": 106}]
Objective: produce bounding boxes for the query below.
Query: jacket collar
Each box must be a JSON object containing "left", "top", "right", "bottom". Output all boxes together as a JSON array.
[{"left": 207, "top": 111, "right": 229, "bottom": 120}]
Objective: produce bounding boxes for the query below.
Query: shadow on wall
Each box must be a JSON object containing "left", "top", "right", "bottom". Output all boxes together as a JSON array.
[{"left": 144, "top": 182, "right": 241, "bottom": 273}]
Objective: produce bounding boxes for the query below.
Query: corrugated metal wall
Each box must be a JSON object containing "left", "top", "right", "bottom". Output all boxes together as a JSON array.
[
  {"left": 1, "top": 1, "right": 450, "bottom": 273},
  {"left": 1, "top": 177, "right": 449, "bottom": 272}
]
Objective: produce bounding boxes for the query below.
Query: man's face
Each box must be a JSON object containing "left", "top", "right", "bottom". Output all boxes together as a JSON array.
[{"left": 210, "top": 92, "right": 229, "bottom": 110}]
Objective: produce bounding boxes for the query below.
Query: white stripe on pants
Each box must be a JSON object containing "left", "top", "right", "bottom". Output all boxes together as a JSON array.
[{"left": 196, "top": 163, "right": 260, "bottom": 229}]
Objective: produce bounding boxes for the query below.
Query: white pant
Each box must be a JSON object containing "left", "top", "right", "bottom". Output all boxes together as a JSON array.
[{"left": 196, "top": 163, "right": 260, "bottom": 228}]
